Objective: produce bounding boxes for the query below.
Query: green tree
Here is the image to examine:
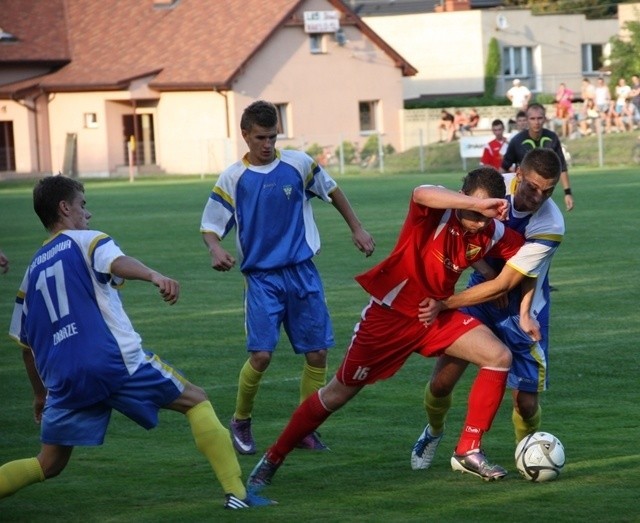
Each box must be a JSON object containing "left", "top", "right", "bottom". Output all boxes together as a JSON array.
[
  {"left": 608, "top": 19, "right": 640, "bottom": 82},
  {"left": 484, "top": 37, "right": 500, "bottom": 98},
  {"left": 502, "top": 0, "right": 623, "bottom": 19}
]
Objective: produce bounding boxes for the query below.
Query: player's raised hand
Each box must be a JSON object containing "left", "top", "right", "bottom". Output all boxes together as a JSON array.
[{"left": 477, "top": 198, "right": 509, "bottom": 220}]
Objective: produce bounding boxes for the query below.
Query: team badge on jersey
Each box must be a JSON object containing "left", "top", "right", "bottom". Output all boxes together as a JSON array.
[
  {"left": 283, "top": 185, "right": 292, "bottom": 199},
  {"left": 466, "top": 243, "right": 481, "bottom": 259}
]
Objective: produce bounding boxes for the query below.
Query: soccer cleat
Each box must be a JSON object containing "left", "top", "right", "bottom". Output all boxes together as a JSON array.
[
  {"left": 411, "top": 424, "right": 444, "bottom": 470},
  {"left": 223, "top": 492, "right": 276, "bottom": 509},
  {"left": 450, "top": 449, "right": 508, "bottom": 481},
  {"left": 230, "top": 417, "right": 256, "bottom": 455},
  {"left": 296, "top": 431, "right": 329, "bottom": 451},
  {"left": 247, "top": 454, "right": 281, "bottom": 493}
]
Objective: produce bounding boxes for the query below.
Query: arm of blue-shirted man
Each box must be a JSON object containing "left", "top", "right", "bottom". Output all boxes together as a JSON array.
[
  {"left": 418, "top": 263, "right": 527, "bottom": 325},
  {"left": 519, "top": 276, "right": 541, "bottom": 341},
  {"left": 22, "top": 348, "right": 46, "bottom": 424},
  {"left": 329, "top": 187, "right": 376, "bottom": 257},
  {"left": 111, "top": 255, "right": 180, "bottom": 305}
]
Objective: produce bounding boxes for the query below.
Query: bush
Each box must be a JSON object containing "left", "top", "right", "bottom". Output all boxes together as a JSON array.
[
  {"left": 305, "top": 142, "right": 324, "bottom": 158},
  {"left": 335, "top": 140, "right": 358, "bottom": 164}
]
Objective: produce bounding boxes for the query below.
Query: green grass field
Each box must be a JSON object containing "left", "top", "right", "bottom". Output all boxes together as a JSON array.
[{"left": 1, "top": 168, "right": 639, "bottom": 522}]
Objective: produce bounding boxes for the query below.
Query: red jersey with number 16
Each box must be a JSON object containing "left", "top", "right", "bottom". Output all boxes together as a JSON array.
[{"left": 355, "top": 194, "right": 524, "bottom": 317}]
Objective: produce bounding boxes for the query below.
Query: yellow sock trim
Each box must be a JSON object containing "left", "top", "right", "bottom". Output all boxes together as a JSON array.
[
  {"left": 300, "top": 362, "right": 327, "bottom": 404},
  {"left": 512, "top": 405, "right": 542, "bottom": 444},
  {"left": 424, "top": 383, "right": 452, "bottom": 435},
  {"left": 186, "top": 401, "right": 245, "bottom": 499},
  {"left": 0, "top": 457, "right": 44, "bottom": 499},
  {"left": 234, "top": 359, "right": 263, "bottom": 420}
]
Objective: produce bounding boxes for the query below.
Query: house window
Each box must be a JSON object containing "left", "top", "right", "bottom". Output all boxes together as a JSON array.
[
  {"left": 359, "top": 100, "right": 378, "bottom": 133},
  {"left": 582, "top": 44, "right": 604, "bottom": 74},
  {"left": 275, "top": 103, "right": 290, "bottom": 138},
  {"left": 84, "top": 113, "right": 98, "bottom": 129},
  {"left": 0, "top": 121, "right": 16, "bottom": 171},
  {"left": 502, "top": 46, "right": 534, "bottom": 78},
  {"left": 309, "top": 34, "right": 326, "bottom": 54}
]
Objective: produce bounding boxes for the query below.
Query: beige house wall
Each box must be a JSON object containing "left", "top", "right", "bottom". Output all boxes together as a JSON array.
[
  {"left": 364, "top": 9, "right": 619, "bottom": 100},
  {"left": 231, "top": 12, "right": 406, "bottom": 159},
  {"left": 156, "top": 92, "right": 231, "bottom": 175},
  {"left": 365, "top": 11, "right": 485, "bottom": 100},
  {"left": 618, "top": 2, "right": 640, "bottom": 39}
]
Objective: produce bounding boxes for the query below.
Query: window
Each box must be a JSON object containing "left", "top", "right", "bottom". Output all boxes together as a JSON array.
[
  {"left": 275, "top": 103, "right": 290, "bottom": 138},
  {"left": 502, "top": 46, "right": 534, "bottom": 78},
  {"left": 83, "top": 113, "right": 98, "bottom": 129},
  {"left": 309, "top": 34, "right": 326, "bottom": 54},
  {"left": 359, "top": 100, "right": 378, "bottom": 133},
  {"left": 582, "top": 44, "right": 604, "bottom": 74},
  {"left": 0, "top": 121, "right": 16, "bottom": 171}
]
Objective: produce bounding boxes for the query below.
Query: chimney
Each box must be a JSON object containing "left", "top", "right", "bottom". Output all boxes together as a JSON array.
[{"left": 435, "top": 0, "right": 471, "bottom": 12}]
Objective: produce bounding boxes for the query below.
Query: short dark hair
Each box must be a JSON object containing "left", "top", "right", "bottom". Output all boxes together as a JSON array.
[
  {"left": 462, "top": 167, "right": 505, "bottom": 199},
  {"left": 526, "top": 103, "right": 546, "bottom": 115},
  {"left": 516, "top": 110, "right": 527, "bottom": 119},
  {"left": 491, "top": 119, "right": 504, "bottom": 128},
  {"left": 33, "top": 175, "right": 84, "bottom": 230},
  {"left": 240, "top": 100, "right": 278, "bottom": 131},
  {"left": 520, "top": 148, "right": 561, "bottom": 181}
]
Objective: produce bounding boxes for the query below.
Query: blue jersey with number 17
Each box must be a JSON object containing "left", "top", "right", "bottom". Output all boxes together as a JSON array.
[{"left": 9, "top": 230, "right": 146, "bottom": 410}]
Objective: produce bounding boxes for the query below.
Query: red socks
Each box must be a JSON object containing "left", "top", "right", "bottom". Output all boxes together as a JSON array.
[
  {"left": 455, "top": 367, "right": 508, "bottom": 455},
  {"left": 266, "top": 391, "right": 331, "bottom": 464}
]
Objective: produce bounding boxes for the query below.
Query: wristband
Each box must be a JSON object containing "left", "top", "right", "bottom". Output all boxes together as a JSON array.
[{"left": 564, "top": 188, "right": 572, "bottom": 195}]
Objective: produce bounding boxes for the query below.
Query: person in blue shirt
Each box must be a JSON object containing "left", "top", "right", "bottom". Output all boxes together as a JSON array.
[
  {"left": 2, "top": 175, "right": 273, "bottom": 510},
  {"left": 201, "top": 100, "right": 375, "bottom": 455}
]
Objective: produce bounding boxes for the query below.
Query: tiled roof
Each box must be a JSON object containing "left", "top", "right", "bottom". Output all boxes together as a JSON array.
[
  {"left": 0, "top": 0, "right": 71, "bottom": 62},
  {"left": 0, "top": 0, "right": 415, "bottom": 94}
]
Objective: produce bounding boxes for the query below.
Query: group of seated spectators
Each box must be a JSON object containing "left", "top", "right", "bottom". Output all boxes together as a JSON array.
[
  {"left": 438, "top": 107, "right": 480, "bottom": 142},
  {"left": 556, "top": 76, "right": 640, "bottom": 138}
]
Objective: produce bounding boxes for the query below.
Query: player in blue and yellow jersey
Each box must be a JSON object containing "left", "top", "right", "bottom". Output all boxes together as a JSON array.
[
  {"left": 412, "top": 148, "right": 565, "bottom": 474},
  {"left": 1, "top": 176, "right": 273, "bottom": 510},
  {"left": 200, "top": 100, "right": 375, "bottom": 455}
]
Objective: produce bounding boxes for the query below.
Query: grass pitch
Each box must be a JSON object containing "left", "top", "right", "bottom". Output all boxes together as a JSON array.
[{"left": 0, "top": 167, "right": 639, "bottom": 522}]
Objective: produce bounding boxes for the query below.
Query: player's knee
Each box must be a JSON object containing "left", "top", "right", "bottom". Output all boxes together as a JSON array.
[
  {"left": 493, "top": 346, "right": 512, "bottom": 368},
  {"left": 305, "top": 349, "right": 327, "bottom": 368},
  {"left": 516, "top": 393, "right": 539, "bottom": 419},
  {"left": 184, "top": 383, "right": 208, "bottom": 405},
  {"left": 429, "top": 376, "right": 454, "bottom": 397},
  {"left": 37, "top": 455, "right": 69, "bottom": 479},
  {"left": 249, "top": 351, "right": 272, "bottom": 371}
]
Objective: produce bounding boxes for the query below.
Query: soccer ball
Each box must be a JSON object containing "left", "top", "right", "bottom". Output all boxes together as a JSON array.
[{"left": 515, "top": 431, "right": 565, "bottom": 482}]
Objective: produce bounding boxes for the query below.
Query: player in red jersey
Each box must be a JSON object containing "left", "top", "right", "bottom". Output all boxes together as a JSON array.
[
  {"left": 246, "top": 167, "right": 526, "bottom": 492},
  {"left": 480, "top": 119, "right": 509, "bottom": 170}
]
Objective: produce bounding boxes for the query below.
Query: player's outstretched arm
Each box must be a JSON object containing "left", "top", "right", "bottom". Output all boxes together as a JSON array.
[
  {"left": 413, "top": 185, "right": 508, "bottom": 220},
  {"left": 441, "top": 264, "right": 525, "bottom": 310},
  {"left": 111, "top": 255, "right": 180, "bottom": 305},
  {"left": 330, "top": 187, "right": 375, "bottom": 257}
]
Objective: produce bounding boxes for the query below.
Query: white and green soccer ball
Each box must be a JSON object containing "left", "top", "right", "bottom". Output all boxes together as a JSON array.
[{"left": 515, "top": 431, "right": 565, "bottom": 482}]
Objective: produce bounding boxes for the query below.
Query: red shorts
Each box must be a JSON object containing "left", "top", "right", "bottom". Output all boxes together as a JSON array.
[{"left": 335, "top": 301, "right": 481, "bottom": 386}]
